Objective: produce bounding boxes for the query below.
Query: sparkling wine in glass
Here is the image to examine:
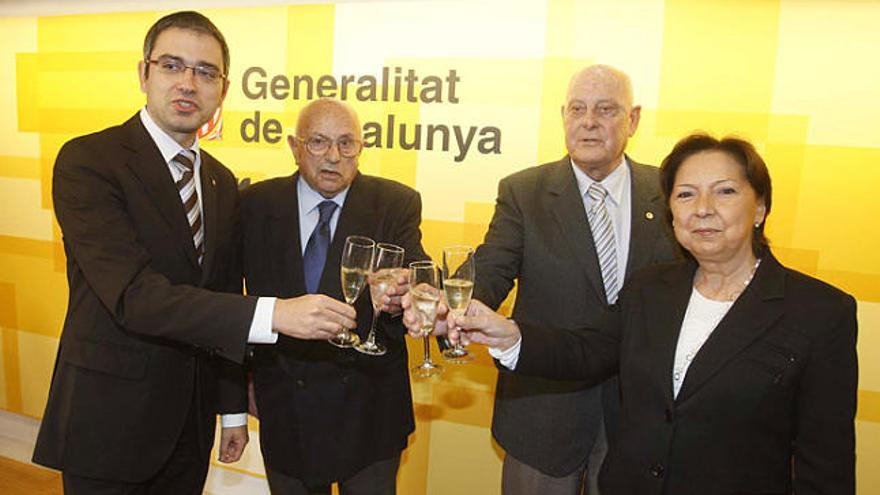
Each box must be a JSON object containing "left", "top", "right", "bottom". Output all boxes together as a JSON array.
[
  {"left": 409, "top": 261, "right": 442, "bottom": 378},
  {"left": 330, "top": 235, "right": 374, "bottom": 348},
  {"left": 355, "top": 243, "right": 404, "bottom": 356},
  {"left": 442, "top": 245, "right": 475, "bottom": 363}
]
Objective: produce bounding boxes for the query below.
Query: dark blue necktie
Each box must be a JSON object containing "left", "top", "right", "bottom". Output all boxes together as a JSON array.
[{"left": 303, "top": 200, "right": 338, "bottom": 294}]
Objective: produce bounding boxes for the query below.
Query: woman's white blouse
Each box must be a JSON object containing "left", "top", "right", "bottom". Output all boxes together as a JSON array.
[{"left": 672, "top": 288, "right": 734, "bottom": 398}]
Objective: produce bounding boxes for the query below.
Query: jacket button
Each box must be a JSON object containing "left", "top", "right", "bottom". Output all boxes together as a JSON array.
[
  {"left": 296, "top": 379, "right": 306, "bottom": 388},
  {"left": 649, "top": 463, "right": 665, "bottom": 478},
  {"left": 665, "top": 407, "right": 674, "bottom": 422}
]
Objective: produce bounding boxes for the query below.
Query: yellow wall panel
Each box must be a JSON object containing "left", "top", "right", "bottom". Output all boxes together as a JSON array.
[
  {"left": 0, "top": 178, "right": 54, "bottom": 241},
  {"left": 774, "top": 1, "right": 880, "bottom": 147},
  {"left": 1, "top": 327, "right": 22, "bottom": 412},
  {"left": 857, "top": 302, "right": 880, "bottom": 391},
  {"left": 0, "top": 156, "right": 41, "bottom": 180},
  {"left": 16, "top": 330, "right": 57, "bottom": 418},
  {"left": 856, "top": 420, "right": 880, "bottom": 493},
  {"left": 0, "top": 17, "right": 39, "bottom": 158},
  {"left": 36, "top": 12, "right": 153, "bottom": 53},
  {"left": 660, "top": 0, "right": 780, "bottom": 113},
  {"left": 792, "top": 146, "right": 880, "bottom": 277},
  {"left": 0, "top": 253, "right": 67, "bottom": 339},
  {"left": 0, "top": 330, "right": 6, "bottom": 410},
  {"left": 2, "top": 2, "right": 879, "bottom": 493}
]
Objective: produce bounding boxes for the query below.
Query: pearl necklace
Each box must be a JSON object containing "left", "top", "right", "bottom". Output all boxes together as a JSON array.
[
  {"left": 701, "top": 258, "right": 763, "bottom": 302},
  {"left": 672, "top": 258, "right": 762, "bottom": 390}
]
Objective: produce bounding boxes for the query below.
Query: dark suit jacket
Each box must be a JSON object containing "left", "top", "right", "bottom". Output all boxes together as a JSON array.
[
  {"left": 241, "top": 172, "right": 427, "bottom": 485},
  {"left": 474, "top": 156, "right": 680, "bottom": 476},
  {"left": 516, "top": 253, "right": 858, "bottom": 495},
  {"left": 33, "top": 114, "right": 256, "bottom": 482}
]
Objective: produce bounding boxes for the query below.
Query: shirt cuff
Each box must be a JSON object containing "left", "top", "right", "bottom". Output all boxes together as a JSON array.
[
  {"left": 220, "top": 413, "right": 248, "bottom": 428},
  {"left": 248, "top": 297, "right": 279, "bottom": 344},
  {"left": 488, "top": 336, "right": 523, "bottom": 370}
]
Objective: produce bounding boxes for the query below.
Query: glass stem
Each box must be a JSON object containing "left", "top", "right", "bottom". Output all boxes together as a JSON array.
[
  {"left": 366, "top": 308, "right": 380, "bottom": 346},
  {"left": 422, "top": 335, "right": 432, "bottom": 364}
]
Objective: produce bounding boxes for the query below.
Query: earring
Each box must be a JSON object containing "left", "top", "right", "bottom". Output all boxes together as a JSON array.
[{"left": 754, "top": 222, "right": 760, "bottom": 228}]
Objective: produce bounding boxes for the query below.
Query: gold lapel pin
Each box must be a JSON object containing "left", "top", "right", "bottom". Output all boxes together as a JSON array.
[{"left": 645, "top": 211, "right": 654, "bottom": 220}]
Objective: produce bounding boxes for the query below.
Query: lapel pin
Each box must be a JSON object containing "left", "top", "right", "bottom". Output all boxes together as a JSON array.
[
  {"left": 211, "top": 177, "right": 216, "bottom": 187},
  {"left": 645, "top": 211, "right": 654, "bottom": 220}
]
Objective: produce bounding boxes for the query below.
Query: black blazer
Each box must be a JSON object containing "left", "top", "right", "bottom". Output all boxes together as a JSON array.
[
  {"left": 33, "top": 114, "right": 256, "bottom": 482},
  {"left": 241, "top": 173, "right": 427, "bottom": 485},
  {"left": 474, "top": 156, "right": 680, "bottom": 475},
  {"left": 516, "top": 253, "right": 858, "bottom": 495}
]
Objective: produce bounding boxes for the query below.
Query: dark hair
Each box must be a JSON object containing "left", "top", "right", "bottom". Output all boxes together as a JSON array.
[
  {"left": 659, "top": 133, "right": 772, "bottom": 256},
  {"left": 142, "top": 11, "right": 230, "bottom": 77}
]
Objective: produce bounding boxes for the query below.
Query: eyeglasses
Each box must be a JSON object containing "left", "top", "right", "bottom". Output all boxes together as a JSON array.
[
  {"left": 565, "top": 101, "right": 624, "bottom": 120},
  {"left": 296, "top": 135, "right": 363, "bottom": 158},
  {"left": 145, "top": 57, "right": 226, "bottom": 84}
]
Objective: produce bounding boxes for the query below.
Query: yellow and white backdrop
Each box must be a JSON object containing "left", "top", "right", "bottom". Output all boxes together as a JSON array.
[{"left": 1, "top": 0, "right": 879, "bottom": 493}]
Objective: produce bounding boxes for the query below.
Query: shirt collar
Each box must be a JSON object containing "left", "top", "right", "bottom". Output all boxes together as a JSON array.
[
  {"left": 296, "top": 174, "right": 350, "bottom": 214},
  {"left": 139, "top": 107, "right": 200, "bottom": 164},
  {"left": 571, "top": 155, "right": 629, "bottom": 206}
]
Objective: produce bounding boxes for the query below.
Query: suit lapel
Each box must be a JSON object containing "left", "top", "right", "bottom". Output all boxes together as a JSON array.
[
  {"left": 643, "top": 261, "right": 696, "bottom": 407},
  {"left": 267, "top": 175, "right": 305, "bottom": 296},
  {"left": 626, "top": 159, "right": 665, "bottom": 278},
  {"left": 675, "top": 254, "right": 786, "bottom": 404},
  {"left": 546, "top": 158, "right": 607, "bottom": 302},
  {"left": 198, "top": 156, "right": 219, "bottom": 283},
  {"left": 122, "top": 115, "right": 200, "bottom": 269},
  {"left": 317, "top": 174, "right": 371, "bottom": 299}
]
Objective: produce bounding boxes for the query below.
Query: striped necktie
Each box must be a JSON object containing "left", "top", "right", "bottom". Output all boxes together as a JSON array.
[
  {"left": 173, "top": 150, "right": 204, "bottom": 264},
  {"left": 587, "top": 183, "right": 619, "bottom": 304}
]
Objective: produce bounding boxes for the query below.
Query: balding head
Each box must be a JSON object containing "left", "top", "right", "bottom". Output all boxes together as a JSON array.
[
  {"left": 566, "top": 65, "right": 634, "bottom": 109},
  {"left": 562, "top": 64, "right": 641, "bottom": 181},
  {"left": 296, "top": 98, "right": 362, "bottom": 139},
  {"left": 288, "top": 98, "right": 362, "bottom": 198}
]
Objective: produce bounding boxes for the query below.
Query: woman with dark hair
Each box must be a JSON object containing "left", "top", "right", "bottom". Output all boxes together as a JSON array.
[{"left": 423, "top": 133, "right": 858, "bottom": 494}]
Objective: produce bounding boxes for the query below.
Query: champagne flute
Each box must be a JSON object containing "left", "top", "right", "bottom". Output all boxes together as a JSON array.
[
  {"left": 355, "top": 243, "right": 405, "bottom": 356},
  {"left": 409, "top": 261, "right": 443, "bottom": 378},
  {"left": 441, "top": 245, "right": 475, "bottom": 363},
  {"left": 330, "top": 235, "right": 374, "bottom": 348}
]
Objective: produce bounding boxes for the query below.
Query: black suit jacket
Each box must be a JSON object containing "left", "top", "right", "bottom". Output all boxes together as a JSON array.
[
  {"left": 474, "top": 156, "right": 680, "bottom": 476},
  {"left": 516, "top": 253, "right": 858, "bottom": 495},
  {"left": 241, "top": 173, "right": 427, "bottom": 485},
  {"left": 33, "top": 114, "right": 256, "bottom": 482}
]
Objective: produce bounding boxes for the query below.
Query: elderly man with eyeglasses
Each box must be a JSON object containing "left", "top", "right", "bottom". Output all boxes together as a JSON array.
[
  {"left": 468, "top": 65, "right": 681, "bottom": 495},
  {"left": 240, "top": 98, "right": 428, "bottom": 495}
]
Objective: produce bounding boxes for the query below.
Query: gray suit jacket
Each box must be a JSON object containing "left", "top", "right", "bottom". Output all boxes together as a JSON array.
[{"left": 474, "top": 155, "right": 680, "bottom": 476}]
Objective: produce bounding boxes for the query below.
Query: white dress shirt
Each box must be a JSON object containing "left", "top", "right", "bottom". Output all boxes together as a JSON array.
[
  {"left": 139, "top": 108, "right": 277, "bottom": 428},
  {"left": 296, "top": 175, "right": 349, "bottom": 255},
  {"left": 671, "top": 288, "right": 733, "bottom": 398}
]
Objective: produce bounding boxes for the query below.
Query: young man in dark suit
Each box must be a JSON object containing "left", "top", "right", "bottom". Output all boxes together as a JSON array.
[
  {"left": 241, "top": 98, "right": 427, "bottom": 495},
  {"left": 33, "top": 12, "right": 355, "bottom": 494},
  {"left": 473, "top": 65, "right": 680, "bottom": 495}
]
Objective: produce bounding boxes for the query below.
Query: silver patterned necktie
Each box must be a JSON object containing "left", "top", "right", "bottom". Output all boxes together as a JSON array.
[
  {"left": 173, "top": 150, "right": 204, "bottom": 264},
  {"left": 587, "top": 183, "right": 619, "bottom": 304}
]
